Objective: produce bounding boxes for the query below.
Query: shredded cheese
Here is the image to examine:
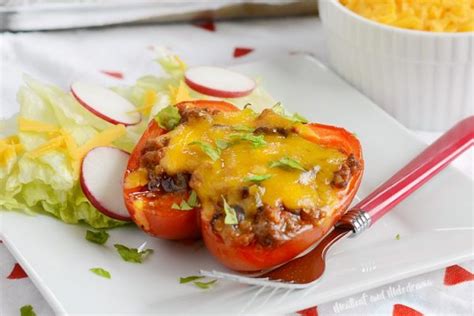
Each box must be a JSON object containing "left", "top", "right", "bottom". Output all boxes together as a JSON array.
[
  {"left": 18, "top": 118, "right": 79, "bottom": 159},
  {"left": 18, "top": 117, "right": 58, "bottom": 133},
  {"left": 341, "top": 0, "right": 474, "bottom": 32},
  {"left": 75, "top": 124, "right": 126, "bottom": 161},
  {"left": 168, "top": 80, "right": 192, "bottom": 105},
  {"left": 174, "top": 55, "right": 188, "bottom": 72},
  {"left": 0, "top": 136, "right": 23, "bottom": 166},
  {"left": 60, "top": 129, "right": 78, "bottom": 158},
  {"left": 27, "top": 136, "right": 65, "bottom": 158},
  {"left": 130, "top": 90, "right": 157, "bottom": 115},
  {"left": 124, "top": 168, "right": 149, "bottom": 189},
  {"left": 12, "top": 115, "right": 127, "bottom": 179}
]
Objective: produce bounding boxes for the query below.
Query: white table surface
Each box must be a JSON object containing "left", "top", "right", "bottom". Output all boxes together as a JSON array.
[{"left": 1, "top": 16, "right": 472, "bottom": 316}]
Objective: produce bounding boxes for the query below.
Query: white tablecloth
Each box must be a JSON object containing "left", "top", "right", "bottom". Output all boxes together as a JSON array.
[{"left": 1, "top": 17, "right": 473, "bottom": 316}]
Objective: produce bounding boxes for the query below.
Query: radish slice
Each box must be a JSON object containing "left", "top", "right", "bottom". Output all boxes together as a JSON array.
[
  {"left": 71, "top": 81, "right": 141, "bottom": 126},
  {"left": 80, "top": 146, "right": 131, "bottom": 221},
  {"left": 184, "top": 66, "right": 256, "bottom": 98}
]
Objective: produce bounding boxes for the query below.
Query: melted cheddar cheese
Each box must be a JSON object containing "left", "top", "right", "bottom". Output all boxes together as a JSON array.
[{"left": 159, "top": 108, "right": 347, "bottom": 221}]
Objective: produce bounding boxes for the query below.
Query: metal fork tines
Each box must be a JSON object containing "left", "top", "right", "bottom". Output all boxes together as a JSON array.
[{"left": 199, "top": 269, "right": 313, "bottom": 289}]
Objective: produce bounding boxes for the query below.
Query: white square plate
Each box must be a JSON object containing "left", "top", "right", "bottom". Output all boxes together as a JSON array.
[{"left": 1, "top": 56, "right": 473, "bottom": 315}]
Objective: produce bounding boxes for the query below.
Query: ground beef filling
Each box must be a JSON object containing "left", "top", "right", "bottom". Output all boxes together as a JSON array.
[
  {"left": 254, "top": 126, "right": 290, "bottom": 137},
  {"left": 140, "top": 133, "right": 190, "bottom": 193},
  {"left": 179, "top": 106, "right": 219, "bottom": 123},
  {"left": 211, "top": 204, "right": 328, "bottom": 247},
  {"left": 331, "top": 154, "right": 360, "bottom": 189},
  {"left": 139, "top": 108, "right": 360, "bottom": 247},
  {"left": 209, "top": 155, "right": 359, "bottom": 247},
  {"left": 138, "top": 106, "right": 215, "bottom": 193}
]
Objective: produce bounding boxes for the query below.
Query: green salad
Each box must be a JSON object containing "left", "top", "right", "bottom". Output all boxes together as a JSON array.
[{"left": 0, "top": 52, "right": 275, "bottom": 228}]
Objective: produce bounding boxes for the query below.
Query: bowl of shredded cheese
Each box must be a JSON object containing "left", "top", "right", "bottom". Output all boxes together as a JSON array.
[{"left": 319, "top": 0, "right": 474, "bottom": 130}]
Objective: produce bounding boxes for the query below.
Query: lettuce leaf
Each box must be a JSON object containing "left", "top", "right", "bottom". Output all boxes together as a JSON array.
[{"left": 0, "top": 77, "right": 126, "bottom": 228}]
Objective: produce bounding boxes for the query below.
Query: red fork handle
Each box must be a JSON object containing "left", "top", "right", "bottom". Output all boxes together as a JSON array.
[{"left": 354, "top": 116, "right": 474, "bottom": 224}]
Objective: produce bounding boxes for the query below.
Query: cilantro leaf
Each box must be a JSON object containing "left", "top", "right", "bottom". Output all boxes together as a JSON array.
[
  {"left": 395, "top": 233, "right": 401, "bottom": 240},
  {"left": 20, "top": 305, "right": 36, "bottom": 316},
  {"left": 114, "top": 244, "right": 153, "bottom": 263},
  {"left": 155, "top": 105, "right": 181, "bottom": 130},
  {"left": 171, "top": 202, "right": 180, "bottom": 210},
  {"left": 222, "top": 197, "right": 238, "bottom": 225},
  {"left": 272, "top": 102, "right": 285, "bottom": 115},
  {"left": 172, "top": 200, "right": 192, "bottom": 211},
  {"left": 244, "top": 174, "right": 272, "bottom": 183},
  {"left": 272, "top": 103, "right": 308, "bottom": 123},
  {"left": 194, "top": 279, "right": 218, "bottom": 289},
  {"left": 85, "top": 230, "right": 109, "bottom": 245},
  {"left": 292, "top": 112, "right": 309, "bottom": 123},
  {"left": 172, "top": 191, "right": 200, "bottom": 210},
  {"left": 187, "top": 190, "right": 200, "bottom": 208},
  {"left": 215, "top": 139, "right": 230, "bottom": 150},
  {"left": 232, "top": 125, "right": 255, "bottom": 132},
  {"left": 230, "top": 133, "right": 266, "bottom": 148},
  {"left": 269, "top": 157, "right": 306, "bottom": 171},
  {"left": 90, "top": 267, "right": 111, "bottom": 279},
  {"left": 179, "top": 275, "right": 204, "bottom": 283},
  {"left": 189, "top": 141, "right": 220, "bottom": 161}
]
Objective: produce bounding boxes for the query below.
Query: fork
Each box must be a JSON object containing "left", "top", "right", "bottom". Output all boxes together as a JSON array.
[{"left": 201, "top": 116, "right": 474, "bottom": 288}]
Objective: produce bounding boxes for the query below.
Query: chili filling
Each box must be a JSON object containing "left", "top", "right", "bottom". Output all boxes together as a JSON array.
[{"left": 136, "top": 105, "right": 359, "bottom": 247}]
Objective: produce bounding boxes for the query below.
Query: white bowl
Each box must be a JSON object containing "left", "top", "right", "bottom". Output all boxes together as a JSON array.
[{"left": 319, "top": 0, "right": 474, "bottom": 131}]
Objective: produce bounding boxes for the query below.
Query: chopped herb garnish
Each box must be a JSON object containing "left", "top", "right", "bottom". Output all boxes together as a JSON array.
[
  {"left": 245, "top": 174, "right": 272, "bottom": 183},
  {"left": 272, "top": 102, "right": 308, "bottom": 123},
  {"left": 114, "top": 244, "right": 153, "bottom": 263},
  {"left": 194, "top": 279, "right": 218, "bottom": 289},
  {"left": 222, "top": 196, "right": 238, "bottom": 225},
  {"left": 179, "top": 275, "right": 204, "bottom": 283},
  {"left": 272, "top": 102, "right": 284, "bottom": 112},
  {"left": 269, "top": 156, "right": 306, "bottom": 171},
  {"left": 232, "top": 125, "right": 255, "bottom": 132},
  {"left": 90, "top": 267, "right": 111, "bottom": 279},
  {"left": 292, "top": 112, "right": 309, "bottom": 123},
  {"left": 395, "top": 234, "right": 400, "bottom": 240},
  {"left": 20, "top": 305, "right": 36, "bottom": 316},
  {"left": 85, "top": 230, "right": 109, "bottom": 245},
  {"left": 172, "top": 201, "right": 192, "bottom": 211},
  {"left": 230, "top": 133, "right": 266, "bottom": 148},
  {"left": 155, "top": 105, "right": 181, "bottom": 130},
  {"left": 187, "top": 190, "right": 200, "bottom": 208},
  {"left": 172, "top": 191, "right": 200, "bottom": 210},
  {"left": 215, "top": 139, "right": 230, "bottom": 150},
  {"left": 179, "top": 275, "right": 217, "bottom": 289},
  {"left": 189, "top": 141, "right": 220, "bottom": 161}
]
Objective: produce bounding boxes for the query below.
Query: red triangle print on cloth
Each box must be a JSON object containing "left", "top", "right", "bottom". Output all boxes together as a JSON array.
[
  {"left": 444, "top": 265, "right": 474, "bottom": 286},
  {"left": 194, "top": 20, "right": 215, "bottom": 32},
  {"left": 7, "top": 263, "right": 28, "bottom": 279},
  {"left": 393, "top": 304, "right": 423, "bottom": 316},
  {"left": 233, "top": 47, "right": 254, "bottom": 58},
  {"left": 297, "top": 306, "right": 318, "bottom": 316},
  {"left": 100, "top": 70, "right": 124, "bottom": 80}
]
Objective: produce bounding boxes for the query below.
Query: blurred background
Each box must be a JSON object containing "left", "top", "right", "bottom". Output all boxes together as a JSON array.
[{"left": 0, "top": 0, "right": 318, "bottom": 31}]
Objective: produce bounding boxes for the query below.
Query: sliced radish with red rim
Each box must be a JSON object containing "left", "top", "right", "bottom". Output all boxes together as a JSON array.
[
  {"left": 80, "top": 146, "right": 131, "bottom": 221},
  {"left": 184, "top": 66, "right": 256, "bottom": 98},
  {"left": 71, "top": 81, "right": 141, "bottom": 126}
]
